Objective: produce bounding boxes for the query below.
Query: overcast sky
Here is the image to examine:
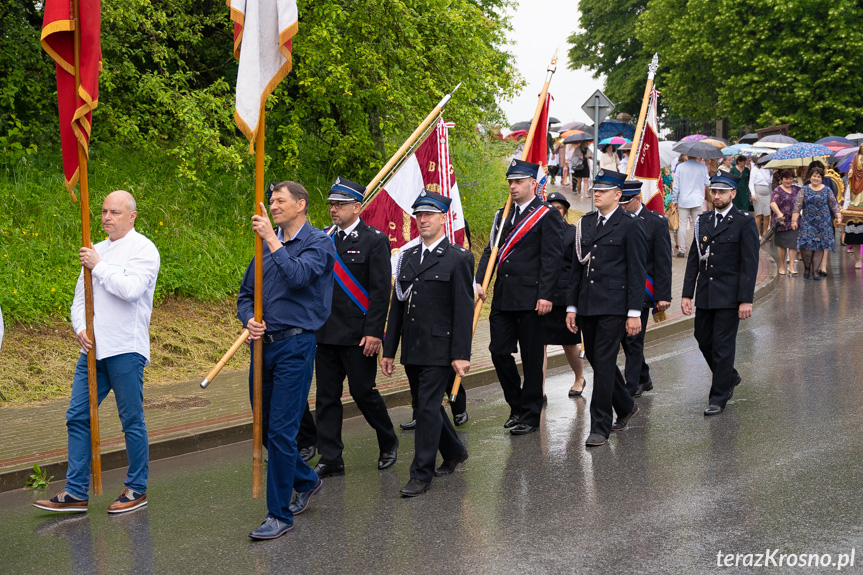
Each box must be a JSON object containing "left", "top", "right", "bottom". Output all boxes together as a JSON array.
[{"left": 498, "top": 0, "right": 605, "bottom": 130}]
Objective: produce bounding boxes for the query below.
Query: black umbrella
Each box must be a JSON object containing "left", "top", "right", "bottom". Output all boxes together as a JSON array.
[
  {"left": 739, "top": 133, "right": 759, "bottom": 144},
  {"left": 672, "top": 140, "right": 724, "bottom": 159},
  {"left": 547, "top": 116, "right": 561, "bottom": 124},
  {"left": 756, "top": 152, "right": 774, "bottom": 165},
  {"left": 510, "top": 121, "right": 532, "bottom": 131},
  {"left": 563, "top": 132, "right": 594, "bottom": 144},
  {"left": 557, "top": 121, "right": 591, "bottom": 132}
]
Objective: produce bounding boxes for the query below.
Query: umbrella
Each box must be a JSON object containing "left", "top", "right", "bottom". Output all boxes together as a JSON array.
[
  {"left": 738, "top": 146, "right": 773, "bottom": 158},
  {"left": 756, "top": 153, "right": 774, "bottom": 165},
  {"left": 760, "top": 222, "right": 777, "bottom": 246},
  {"left": 658, "top": 141, "right": 679, "bottom": 168},
  {"left": 561, "top": 129, "right": 584, "bottom": 138},
  {"left": 547, "top": 116, "right": 561, "bottom": 125},
  {"left": 504, "top": 130, "right": 527, "bottom": 141},
  {"left": 598, "top": 120, "right": 636, "bottom": 141},
  {"left": 510, "top": 121, "right": 532, "bottom": 131},
  {"left": 558, "top": 121, "right": 591, "bottom": 132},
  {"left": 828, "top": 147, "right": 857, "bottom": 163},
  {"left": 563, "top": 132, "right": 593, "bottom": 144},
  {"left": 672, "top": 140, "right": 724, "bottom": 159},
  {"left": 739, "top": 133, "right": 759, "bottom": 144},
  {"left": 754, "top": 135, "right": 798, "bottom": 149},
  {"left": 681, "top": 134, "right": 708, "bottom": 142},
  {"left": 838, "top": 153, "right": 856, "bottom": 173},
  {"left": 721, "top": 144, "right": 747, "bottom": 156},
  {"left": 701, "top": 137, "right": 728, "bottom": 149},
  {"left": 598, "top": 136, "right": 630, "bottom": 146},
  {"left": 619, "top": 141, "right": 633, "bottom": 151},
  {"left": 846, "top": 133, "right": 863, "bottom": 144},
  {"left": 815, "top": 136, "right": 856, "bottom": 152},
  {"left": 763, "top": 142, "right": 832, "bottom": 168}
]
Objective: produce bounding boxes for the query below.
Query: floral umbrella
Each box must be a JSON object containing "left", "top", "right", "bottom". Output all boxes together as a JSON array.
[
  {"left": 764, "top": 142, "right": 832, "bottom": 168},
  {"left": 681, "top": 134, "right": 708, "bottom": 142}
]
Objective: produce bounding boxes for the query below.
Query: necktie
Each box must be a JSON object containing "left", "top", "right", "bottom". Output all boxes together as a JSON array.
[
  {"left": 716, "top": 213, "right": 723, "bottom": 226},
  {"left": 512, "top": 206, "right": 520, "bottom": 225},
  {"left": 422, "top": 249, "right": 431, "bottom": 263},
  {"left": 597, "top": 216, "right": 605, "bottom": 231}
]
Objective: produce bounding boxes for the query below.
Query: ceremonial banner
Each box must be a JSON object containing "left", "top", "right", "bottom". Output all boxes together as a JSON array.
[
  {"left": 363, "top": 119, "right": 466, "bottom": 264},
  {"left": 41, "top": 0, "right": 102, "bottom": 198},
  {"left": 230, "top": 0, "right": 297, "bottom": 149},
  {"left": 633, "top": 90, "right": 665, "bottom": 215},
  {"left": 525, "top": 93, "right": 552, "bottom": 199}
]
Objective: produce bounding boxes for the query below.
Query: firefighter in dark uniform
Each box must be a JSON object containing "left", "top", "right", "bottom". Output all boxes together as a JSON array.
[
  {"left": 681, "top": 172, "right": 759, "bottom": 415},
  {"left": 304, "top": 177, "right": 398, "bottom": 478},
  {"left": 475, "top": 159, "right": 564, "bottom": 435},
  {"left": 381, "top": 190, "right": 472, "bottom": 497},
  {"left": 565, "top": 169, "right": 647, "bottom": 447},
  {"left": 618, "top": 180, "right": 672, "bottom": 398}
]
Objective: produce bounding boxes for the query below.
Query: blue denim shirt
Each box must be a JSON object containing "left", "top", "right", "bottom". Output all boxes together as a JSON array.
[{"left": 237, "top": 221, "right": 336, "bottom": 332}]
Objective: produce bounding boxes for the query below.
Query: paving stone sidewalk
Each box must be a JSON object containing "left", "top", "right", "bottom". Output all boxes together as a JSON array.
[{"left": 0, "top": 188, "right": 773, "bottom": 488}]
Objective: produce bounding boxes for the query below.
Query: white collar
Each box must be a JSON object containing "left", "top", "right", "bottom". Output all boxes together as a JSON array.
[
  {"left": 421, "top": 235, "right": 446, "bottom": 254},
  {"left": 336, "top": 217, "right": 361, "bottom": 237},
  {"left": 633, "top": 206, "right": 644, "bottom": 217},
  {"left": 597, "top": 205, "right": 619, "bottom": 220},
  {"left": 715, "top": 205, "right": 733, "bottom": 219}
]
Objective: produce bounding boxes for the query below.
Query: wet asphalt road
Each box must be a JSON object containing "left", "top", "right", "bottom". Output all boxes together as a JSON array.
[{"left": 3, "top": 256, "right": 863, "bottom": 574}]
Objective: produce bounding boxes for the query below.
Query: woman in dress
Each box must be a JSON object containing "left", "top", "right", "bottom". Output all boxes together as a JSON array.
[
  {"left": 544, "top": 192, "right": 586, "bottom": 397},
  {"left": 791, "top": 167, "right": 843, "bottom": 280},
  {"left": 770, "top": 169, "right": 801, "bottom": 275},
  {"left": 750, "top": 158, "right": 773, "bottom": 238},
  {"left": 570, "top": 141, "right": 591, "bottom": 198}
]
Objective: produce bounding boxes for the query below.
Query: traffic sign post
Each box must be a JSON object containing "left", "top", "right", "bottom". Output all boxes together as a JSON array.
[{"left": 582, "top": 90, "right": 614, "bottom": 201}]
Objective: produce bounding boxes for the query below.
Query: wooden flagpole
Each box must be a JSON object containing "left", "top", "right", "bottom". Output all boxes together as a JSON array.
[
  {"left": 450, "top": 48, "right": 560, "bottom": 401},
  {"left": 252, "top": 106, "right": 265, "bottom": 498},
  {"left": 73, "top": 0, "right": 101, "bottom": 496},
  {"left": 625, "top": 53, "right": 659, "bottom": 179},
  {"left": 201, "top": 84, "right": 463, "bottom": 390}
]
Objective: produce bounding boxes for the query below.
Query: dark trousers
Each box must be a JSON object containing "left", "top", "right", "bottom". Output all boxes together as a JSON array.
[
  {"left": 404, "top": 365, "right": 466, "bottom": 482},
  {"left": 314, "top": 344, "right": 397, "bottom": 465},
  {"left": 580, "top": 314, "right": 635, "bottom": 438},
  {"left": 619, "top": 305, "right": 652, "bottom": 396},
  {"left": 297, "top": 403, "right": 316, "bottom": 450},
  {"left": 489, "top": 309, "right": 545, "bottom": 426},
  {"left": 408, "top": 370, "right": 466, "bottom": 420},
  {"left": 249, "top": 333, "right": 319, "bottom": 523},
  {"left": 694, "top": 308, "right": 741, "bottom": 408}
]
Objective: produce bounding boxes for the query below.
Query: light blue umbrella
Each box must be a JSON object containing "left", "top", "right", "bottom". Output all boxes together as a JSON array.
[{"left": 721, "top": 144, "right": 746, "bottom": 156}]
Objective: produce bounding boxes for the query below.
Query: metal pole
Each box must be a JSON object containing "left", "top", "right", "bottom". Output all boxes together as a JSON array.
[{"left": 592, "top": 96, "right": 599, "bottom": 203}]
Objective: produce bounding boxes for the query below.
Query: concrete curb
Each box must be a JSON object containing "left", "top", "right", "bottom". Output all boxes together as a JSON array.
[{"left": 0, "top": 251, "right": 777, "bottom": 494}]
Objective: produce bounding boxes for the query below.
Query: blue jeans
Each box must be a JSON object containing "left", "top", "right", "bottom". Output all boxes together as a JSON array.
[
  {"left": 65, "top": 353, "right": 149, "bottom": 499},
  {"left": 249, "top": 332, "right": 319, "bottom": 522}
]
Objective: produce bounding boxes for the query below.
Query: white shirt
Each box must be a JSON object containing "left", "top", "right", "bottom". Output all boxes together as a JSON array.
[
  {"left": 714, "top": 204, "right": 733, "bottom": 222},
  {"left": 419, "top": 235, "right": 446, "bottom": 263},
  {"left": 511, "top": 197, "right": 534, "bottom": 224},
  {"left": 71, "top": 228, "right": 161, "bottom": 364},
  {"left": 336, "top": 217, "right": 361, "bottom": 237},
  {"left": 672, "top": 160, "right": 711, "bottom": 208},
  {"left": 749, "top": 165, "right": 772, "bottom": 193}
]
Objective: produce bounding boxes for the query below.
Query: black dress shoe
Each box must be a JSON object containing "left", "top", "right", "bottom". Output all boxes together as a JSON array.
[
  {"left": 399, "top": 419, "right": 416, "bottom": 430},
  {"left": 378, "top": 439, "right": 398, "bottom": 470},
  {"left": 399, "top": 478, "right": 431, "bottom": 497},
  {"left": 585, "top": 433, "right": 607, "bottom": 447},
  {"left": 453, "top": 412, "right": 469, "bottom": 426},
  {"left": 434, "top": 450, "right": 468, "bottom": 476},
  {"left": 703, "top": 404, "right": 724, "bottom": 416},
  {"left": 633, "top": 380, "right": 654, "bottom": 398},
  {"left": 568, "top": 381, "right": 586, "bottom": 397},
  {"left": 503, "top": 415, "right": 520, "bottom": 429},
  {"left": 611, "top": 405, "right": 639, "bottom": 431},
  {"left": 313, "top": 462, "right": 345, "bottom": 478},
  {"left": 510, "top": 423, "right": 538, "bottom": 435},
  {"left": 298, "top": 445, "right": 316, "bottom": 462},
  {"left": 288, "top": 477, "right": 323, "bottom": 515},
  {"left": 733, "top": 375, "right": 742, "bottom": 387},
  {"left": 249, "top": 516, "right": 293, "bottom": 540}
]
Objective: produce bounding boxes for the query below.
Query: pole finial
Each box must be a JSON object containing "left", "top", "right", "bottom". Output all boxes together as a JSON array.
[{"left": 648, "top": 53, "right": 659, "bottom": 79}]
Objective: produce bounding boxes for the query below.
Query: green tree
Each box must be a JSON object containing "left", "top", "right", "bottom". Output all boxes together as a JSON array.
[{"left": 567, "top": 0, "right": 653, "bottom": 116}]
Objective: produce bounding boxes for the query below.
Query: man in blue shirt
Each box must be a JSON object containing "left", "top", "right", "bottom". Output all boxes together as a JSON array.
[{"left": 237, "top": 181, "right": 336, "bottom": 540}]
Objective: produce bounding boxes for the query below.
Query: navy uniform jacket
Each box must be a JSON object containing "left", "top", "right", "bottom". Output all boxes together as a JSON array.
[
  {"left": 682, "top": 206, "right": 759, "bottom": 309},
  {"left": 550, "top": 223, "right": 576, "bottom": 307},
  {"left": 317, "top": 219, "right": 391, "bottom": 346},
  {"left": 383, "top": 238, "right": 474, "bottom": 367},
  {"left": 475, "top": 196, "right": 565, "bottom": 311},
  {"left": 636, "top": 207, "right": 673, "bottom": 306},
  {"left": 567, "top": 208, "right": 647, "bottom": 316}
]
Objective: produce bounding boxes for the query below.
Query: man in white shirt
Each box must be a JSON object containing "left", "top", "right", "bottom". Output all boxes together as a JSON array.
[
  {"left": 34, "top": 190, "right": 160, "bottom": 515},
  {"left": 671, "top": 157, "right": 711, "bottom": 258}
]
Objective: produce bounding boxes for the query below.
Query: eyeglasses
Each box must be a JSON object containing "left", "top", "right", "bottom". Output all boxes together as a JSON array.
[
  {"left": 328, "top": 202, "right": 354, "bottom": 208},
  {"left": 709, "top": 189, "right": 733, "bottom": 195}
]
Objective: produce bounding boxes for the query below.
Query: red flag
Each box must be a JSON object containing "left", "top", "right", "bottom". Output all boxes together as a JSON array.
[
  {"left": 634, "top": 90, "right": 665, "bottom": 216},
  {"left": 525, "top": 93, "right": 551, "bottom": 199},
  {"left": 363, "top": 119, "right": 467, "bottom": 265},
  {"left": 41, "top": 0, "right": 102, "bottom": 200},
  {"left": 230, "top": 0, "right": 297, "bottom": 150}
]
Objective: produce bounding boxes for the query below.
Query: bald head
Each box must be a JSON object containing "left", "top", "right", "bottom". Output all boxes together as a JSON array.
[{"left": 101, "top": 190, "right": 138, "bottom": 241}]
